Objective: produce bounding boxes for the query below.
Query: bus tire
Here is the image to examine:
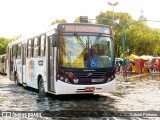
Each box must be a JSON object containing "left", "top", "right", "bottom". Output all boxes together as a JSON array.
[{"left": 38, "top": 78, "right": 45, "bottom": 96}]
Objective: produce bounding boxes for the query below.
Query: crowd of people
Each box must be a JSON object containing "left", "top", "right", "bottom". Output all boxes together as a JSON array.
[{"left": 115, "top": 56, "right": 160, "bottom": 74}]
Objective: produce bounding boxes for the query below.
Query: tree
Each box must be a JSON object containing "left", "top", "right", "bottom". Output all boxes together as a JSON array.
[
  {"left": 96, "top": 11, "right": 160, "bottom": 57},
  {"left": 51, "top": 19, "right": 67, "bottom": 25},
  {"left": 0, "top": 37, "right": 11, "bottom": 55},
  {"left": 74, "top": 17, "right": 80, "bottom": 23},
  {"left": 96, "top": 11, "right": 134, "bottom": 57}
]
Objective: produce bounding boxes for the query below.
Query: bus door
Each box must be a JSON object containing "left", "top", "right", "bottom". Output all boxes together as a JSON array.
[
  {"left": 4, "top": 56, "right": 7, "bottom": 74},
  {"left": 9, "top": 48, "right": 14, "bottom": 80},
  {"left": 22, "top": 45, "right": 26, "bottom": 83},
  {"left": 48, "top": 36, "right": 55, "bottom": 91}
]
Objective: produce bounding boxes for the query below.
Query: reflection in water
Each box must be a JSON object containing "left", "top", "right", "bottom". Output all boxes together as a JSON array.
[
  {"left": 116, "top": 73, "right": 160, "bottom": 112},
  {"left": 0, "top": 83, "right": 118, "bottom": 118},
  {"left": 35, "top": 94, "right": 118, "bottom": 118},
  {"left": 36, "top": 94, "right": 117, "bottom": 111}
]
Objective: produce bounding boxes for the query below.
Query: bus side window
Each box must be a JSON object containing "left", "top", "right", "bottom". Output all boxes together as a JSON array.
[
  {"left": 12, "top": 45, "right": 18, "bottom": 59},
  {"left": 38, "top": 37, "right": 40, "bottom": 56},
  {"left": 27, "top": 40, "right": 32, "bottom": 58},
  {"left": 40, "top": 35, "right": 46, "bottom": 56},
  {"left": 17, "top": 43, "right": 21, "bottom": 59},
  {"left": 33, "top": 37, "right": 39, "bottom": 57}
]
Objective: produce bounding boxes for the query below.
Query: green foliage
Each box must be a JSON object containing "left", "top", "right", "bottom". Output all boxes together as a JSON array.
[
  {"left": 51, "top": 19, "right": 67, "bottom": 25},
  {"left": 74, "top": 17, "right": 80, "bottom": 23},
  {"left": 0, "top": 37, "right": 11, "bottom": 55},
  {"left": 96, "top": 11, "right": 160, "bottom": 57}
]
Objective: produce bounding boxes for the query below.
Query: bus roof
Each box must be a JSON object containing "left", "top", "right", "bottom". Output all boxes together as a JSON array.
[{"left": 8, "top": 23, "right": 112, "bottom": 47}]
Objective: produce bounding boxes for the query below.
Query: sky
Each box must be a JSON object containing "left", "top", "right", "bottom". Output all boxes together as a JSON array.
[{"left": 0, "top": 0, "right": 160, "bottom": 38}]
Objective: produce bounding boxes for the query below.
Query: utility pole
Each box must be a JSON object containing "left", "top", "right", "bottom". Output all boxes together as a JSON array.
[{"left": 107, "top": 2, "right": 119, "bottom": 23}]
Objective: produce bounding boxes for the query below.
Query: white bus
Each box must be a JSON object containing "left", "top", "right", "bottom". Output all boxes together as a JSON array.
[
  {"left": 8, "top": 23, "right": 115, "bottom": 95},
  {"left": 0, "top": 54, "right": 7, "bottom": 75}
]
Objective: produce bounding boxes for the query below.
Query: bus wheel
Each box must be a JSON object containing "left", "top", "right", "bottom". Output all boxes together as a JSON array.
[{"left": 38, "top": 78, "right": 45, "bottom": 96}]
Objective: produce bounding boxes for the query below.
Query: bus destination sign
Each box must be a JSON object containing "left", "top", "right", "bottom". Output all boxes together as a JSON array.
[{"left": 60, "top": 24, "right": 110, "bottom": 34}]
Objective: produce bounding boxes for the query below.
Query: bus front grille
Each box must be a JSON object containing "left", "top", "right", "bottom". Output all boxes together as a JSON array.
[{"left": 74, "top": 72, "right": 106, "bottom": 78}]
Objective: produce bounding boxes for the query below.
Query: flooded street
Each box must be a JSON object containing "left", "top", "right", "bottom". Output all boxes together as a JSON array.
[
  {"left": 0, "top": 74, "right": 160, "bottom": 120},
  {"left": 115, "top": 73, "right": 160, "bottom": 111}
]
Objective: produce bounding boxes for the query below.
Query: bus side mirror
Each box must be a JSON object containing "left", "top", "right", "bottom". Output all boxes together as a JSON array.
[{"left": 52, "top": 34, "right": 58, "bottom": 47}]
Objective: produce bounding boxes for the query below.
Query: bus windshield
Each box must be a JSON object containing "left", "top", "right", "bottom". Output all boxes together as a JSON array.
[{"left": 58, "top": 34, "right": 114, "bottom": 68}]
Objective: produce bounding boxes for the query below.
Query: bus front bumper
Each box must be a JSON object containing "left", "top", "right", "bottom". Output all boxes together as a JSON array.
[{"left": 54, "top": 79, "right": 116, "bottom": 95}]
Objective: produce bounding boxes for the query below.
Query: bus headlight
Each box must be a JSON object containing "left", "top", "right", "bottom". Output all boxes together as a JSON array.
[
  {"left": 60, "top": 76, "right": 64, "bottom": 80},
  {"left": 73, "top": 79, "right": 79, "bottom": 83},
  {"left": 65, "top": 78, "right": 69, "bottom": 83},
  {"left": 59, "top": 76, "right": 69, "bottom": 83}
]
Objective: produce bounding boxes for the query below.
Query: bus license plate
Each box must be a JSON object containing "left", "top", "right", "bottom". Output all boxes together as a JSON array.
[{"left": 85, "top": 87, "right": 95, "bottom": 92}]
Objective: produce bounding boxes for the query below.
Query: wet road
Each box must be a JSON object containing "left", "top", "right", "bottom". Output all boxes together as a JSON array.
[{"left": 0, "top": 73, "right": 160, "bottom": 120}]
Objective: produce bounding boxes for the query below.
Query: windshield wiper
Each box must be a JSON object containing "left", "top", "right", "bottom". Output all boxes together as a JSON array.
[
  {"left": 93, "top": 33, "right": 102, "bottom": 45},
  {"left": 74, "top": 33, "right": 86, "bottom": 48}
]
